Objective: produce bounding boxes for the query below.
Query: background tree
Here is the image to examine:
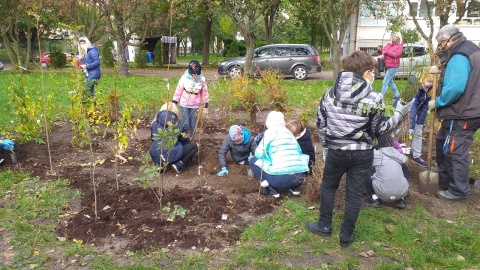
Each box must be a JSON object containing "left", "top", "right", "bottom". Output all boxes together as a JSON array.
[
  {"left": 319, "top": 0, "right": 360, "bottom": 78},
  {"left": 264, "top": 0, "right": 281, "bottom": 44},
  {"left": 65, "top": 0, "right": 106, "bottom": 44},
  {"left": 100, "top": 0, "right": 153, "bottom": 77},
  {"left": 0, "top": 0, "right": 64, "bottom": 72}
]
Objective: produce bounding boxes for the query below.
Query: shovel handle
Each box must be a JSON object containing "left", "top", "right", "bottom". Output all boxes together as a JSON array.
[{"left": 426, "top": 69, "right": 440, "bottom": 180}]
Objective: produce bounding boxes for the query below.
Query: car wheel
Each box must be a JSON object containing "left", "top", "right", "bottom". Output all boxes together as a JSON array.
[
  {"left": 228, "top": 66, "right": 242, "bottom": 77},
  {"left": 292, "top": 66, "right": 308, "bottom": 80},
  {"left": 41, "top": 62, "right": 48, "bottom": 68}
]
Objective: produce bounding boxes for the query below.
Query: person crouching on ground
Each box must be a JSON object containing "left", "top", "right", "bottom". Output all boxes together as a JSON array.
[
  {"left": 0, "top": 137, "right": 15, "bottom": 165},
  {"left": 217, "top": 125, "right": 257, "bottom": 177},
  {"left": 306, "top": 51, "right": 413, "bottom": 248},
  {"left": 149, "top": 102, "right": 198, "bottom": 173},
  {"left": 364, "top": 133, "right": 409, "bottom": 209},
  {"left": 286, "top": 120, "right": 316, "bottom": 174},
  {"left": 249, "top": 111, "right": 310, "bottom": 198}
]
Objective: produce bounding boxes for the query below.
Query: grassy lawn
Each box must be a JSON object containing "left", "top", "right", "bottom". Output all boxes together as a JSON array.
[{"left": 1, "top": 69, "right": 479, "bottom": 269}]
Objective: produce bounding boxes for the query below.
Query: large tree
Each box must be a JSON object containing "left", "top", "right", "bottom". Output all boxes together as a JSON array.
[
  {"left": 99, "top": 0, "right": 153, "bottom": 77},
  {"left": 64, "top": 0, "right": 106, "bottom": 44},
  {"left": 220, "top": 0, "right": 278, "bottom": 76},
  {"left": 319, "top": 0, "right": 361, "bottom": 78},
  {"left": 0, "top": 0, "right": 64, "bottom": 72}
]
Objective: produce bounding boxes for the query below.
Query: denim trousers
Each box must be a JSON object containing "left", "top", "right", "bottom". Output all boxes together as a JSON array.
[
  {"left": 381, "top": 68, "right": 400, "bottom": 98},
  {"left": 180, "top": 107, "right": 198, "bottom": 136},
  {"left": 249, "top": 157, "right": 305, "bottom": 192},
  {"left": 436, "top": 118, "right": 480, "bottom": 197},
  {"left": 319, "top": 149, "right": 373, "bottom": 237}
]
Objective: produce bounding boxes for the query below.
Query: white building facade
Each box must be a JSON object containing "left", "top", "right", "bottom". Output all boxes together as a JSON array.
[{"left": 342, "top": 0, "right": 480, "bottom": 56}]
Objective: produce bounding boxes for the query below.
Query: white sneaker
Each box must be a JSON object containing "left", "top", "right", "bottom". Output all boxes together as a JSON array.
[
  {"left": 289, "top": 188, "right": 300, "bottom": 196},
  {"left": 272, "top": 193, "right": 280, "bottom": 199},
  {"left": 260, "top": 180, "right": 269, "bottom": 187}
]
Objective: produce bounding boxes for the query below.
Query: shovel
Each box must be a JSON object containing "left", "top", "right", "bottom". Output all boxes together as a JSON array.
[{"left": 419, "top": 67, "right": 441, "bottom": 194}]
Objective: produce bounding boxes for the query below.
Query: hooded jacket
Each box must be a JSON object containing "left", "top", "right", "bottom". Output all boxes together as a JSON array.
[
  {"left": 149, "top": 110, "right": 189, "bottom": 165},
  {"left": 172, "top": 70, "right": 209, "bottom": 109},
  {"left": 81, "top": 42, "right": 101, "bottom": 79},
  {"left": 254, "top": 111, "right": 309, "bottom": 175},
  {"left": 317, "top": 71, "right": 399, "bottom": 151},
  {"left": 296, "top": 128, "right": 315, "bottom": 168},
  {"left": 218, "top": 126, "right": 257, "bottom": 168},
  {"left": 372, "top": 147, "right": 409, "bottom": 202}
]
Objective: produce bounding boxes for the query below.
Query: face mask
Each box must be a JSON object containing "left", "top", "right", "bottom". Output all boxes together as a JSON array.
[
  {"left": 80, "top": 44, "right": 88, "bottom": 50},
  {"left": 364, "top": 70, "right": 375, "bottom": 84},
  {"left": 424, "top": 81, "right": 433, "bottom": 88},
  {"left": 392, "top": 37, "right": 398, "bottom": 43}
]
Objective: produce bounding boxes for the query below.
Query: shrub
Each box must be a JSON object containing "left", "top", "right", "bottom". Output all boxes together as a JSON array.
[
  {"left": 153, "top": 40, "right": 164, "bottom": 67},
  {"left": 135, "top": 48, "right": 148, "bottom": 68},
  {"left": 258, "top": 69, "right": 288, "bottom": 112},
  {"left": 50, "top": 51, "right": 66, "bottom": 68},
  {"left": 101, "top": 39, "right": 116, "bottom": 68},
  {"left": 229, "top": 76, "right": 260, "bottom": 123}
]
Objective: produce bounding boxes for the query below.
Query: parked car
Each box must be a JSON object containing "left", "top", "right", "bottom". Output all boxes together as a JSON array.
[
  {"left": 218, "top": 44, "right": 322, "bottom": 80},
  {"left": 39, "top": 52, "right": 73, "bottom": 67},
  {"left": 375, "top": 44, "right": 431, "bottom": 79},
  {"left": 0, "top": 61, "right": 4, "bottom": 71}
]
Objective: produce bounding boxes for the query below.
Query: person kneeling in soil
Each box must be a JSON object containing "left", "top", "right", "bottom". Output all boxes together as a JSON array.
[
  {"left": 249, "top": 111, "right": 310, "bottom": 198},
  {"left": 364, "top": 133, "right": 409, "bottom": 209},
  {"left": 0, "top": 137, "right": 15, "bottom": 165},
  {"left": 217, "top": 125, "right": 257, "bottom": 177},
  {"left": 286, "top": 120, "right": 316, "bottom": 174},
  {"left": 149, "top": 102, "right": 198, "bottom": 173}
]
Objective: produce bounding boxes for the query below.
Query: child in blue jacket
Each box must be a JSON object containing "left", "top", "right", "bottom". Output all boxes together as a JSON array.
[{"left": 149, "top": 102, "right": 198, "bottom": 173}]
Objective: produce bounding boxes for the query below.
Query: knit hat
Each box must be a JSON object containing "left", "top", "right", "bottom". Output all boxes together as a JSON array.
[
  {"left": 229, "top": 125, "right": 244, "bottom": 144},
  {"left": 188, "top": 60, "right": 201, "bottom": 75},
  {"left": 265, "top": 111, "right": 285, "bottom": 129}
]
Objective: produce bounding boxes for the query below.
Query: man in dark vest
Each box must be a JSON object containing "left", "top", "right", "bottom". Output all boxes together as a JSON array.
[{"left": 429, "top": 24, "right": 480, "bottom": 201}]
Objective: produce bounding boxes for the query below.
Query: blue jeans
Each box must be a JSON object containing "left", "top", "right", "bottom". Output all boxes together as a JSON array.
[
  {"left": 249, "top": 157, "right": 305, "bottom": 192},
  {"left": 180, "top": 107, "right": 198, "bottom": 136},
  {"left": 318, "top": 149, "right": 373, "bottom": 237},
  {"left": 381, "top": 68, "right": 400, "bottom": 98}
]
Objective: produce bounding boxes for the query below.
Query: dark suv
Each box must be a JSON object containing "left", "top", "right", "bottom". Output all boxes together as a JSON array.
[{"left": 218, "top": 44, "right": 322, "bottom": 80}]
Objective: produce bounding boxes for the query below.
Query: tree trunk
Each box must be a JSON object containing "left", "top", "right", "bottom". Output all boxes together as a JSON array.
[
  {"left": 310, "top": 22, "right": 317, "bottom": 49},
  {"left": 243, "top": 33, "right": 256, "bottom": 77},
  {"left": 202, "top": 14, "right": 213, "bottom": 66},
  {"left": 331, "top": 43, "right": 342, "bottom": 80},
  {"left": 116, "top": 38, "right": 129, "bottom": 77}
]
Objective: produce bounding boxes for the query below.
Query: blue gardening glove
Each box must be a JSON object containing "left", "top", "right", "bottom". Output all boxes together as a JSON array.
[
  {"left": 1, "top": 140, "right": 14, "bottom": 151},
  {"left": 248, "top": 155, "right": 253, "bottom": 161},
  {"left": 217, "top": 167, "right": 229, "bottom": 177}
]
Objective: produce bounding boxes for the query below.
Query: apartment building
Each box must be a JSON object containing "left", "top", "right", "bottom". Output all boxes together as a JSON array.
[{"left": 342, "top": 0, "right": 480, "bottom": 56}]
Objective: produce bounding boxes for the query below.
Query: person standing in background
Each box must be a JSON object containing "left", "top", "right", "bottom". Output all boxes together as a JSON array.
[
  {"left": 381, "top": 32, "right": 403, "bottom": 106},
  {"left": 78, "top": 37, "right": 101, "bottom": 102},
  {"left": 172, "top": 60, "right": 209, "bottom": 137}
]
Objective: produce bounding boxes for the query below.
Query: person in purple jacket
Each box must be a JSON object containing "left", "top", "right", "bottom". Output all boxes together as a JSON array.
[{"left": 380, "top": 32, "right": 403, "bottom": 106}]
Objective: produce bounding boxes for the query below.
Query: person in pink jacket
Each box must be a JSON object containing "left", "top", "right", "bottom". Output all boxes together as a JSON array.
[
  {"left": 172, "top": 60, "right": 209, "bottom": 136},
  {"left": 380, "top": 32, "right": 403, "bottom": 106}
]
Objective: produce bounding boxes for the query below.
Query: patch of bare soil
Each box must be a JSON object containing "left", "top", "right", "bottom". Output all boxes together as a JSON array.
[{"left": 1, "top": 109, "right": 479, "bottom": 267}]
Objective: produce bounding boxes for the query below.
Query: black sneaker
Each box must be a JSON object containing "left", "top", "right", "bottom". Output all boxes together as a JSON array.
[
  {"left": 340, "top": 234, "right": 355, "bottom": 247},
  {"left": 364, "top": 197, "right": 382, "bottom": 208},
  {"left": 412, "top": 157, "right": 427, "bottom": 167},
  {"left": 306, "top": 222, "right": 332, "bottom": 237},
  {"left": 395, "top": 198, "right": 406, "bottom": 209},
  {"left": 172, "top": 161, "right": 184, "bottom": 174},
  {"left": 263, "top": 186, "right": 280, "bottom": 198}
]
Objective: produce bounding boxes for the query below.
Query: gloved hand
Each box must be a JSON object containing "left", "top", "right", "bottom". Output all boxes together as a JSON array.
[
  {"left": 408, "top": 129, "right": 414, "bottom": 140},
  {"left": 0, "top": 139, "right": 15, "bottom": 151},
  {"left": 395, "top": 98, "right": 415, "bottom": 117},
  {"left": 428, "top": 100, "right": 436, "bottom": 111},
  {"left": 323, "top": 148, "right": 328, "bottom": 161},
  {"left": 217, "top": 167, "right": 229, "bottom": 176},
  {"left": 401, "top": 147, "right": 411, "bottom": 155},
  {"left": 399, "top": 143, "right": 407, "bottom": 148},
  {"left": 248, "top": 155, "right": 253, "bottom": 161}
]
